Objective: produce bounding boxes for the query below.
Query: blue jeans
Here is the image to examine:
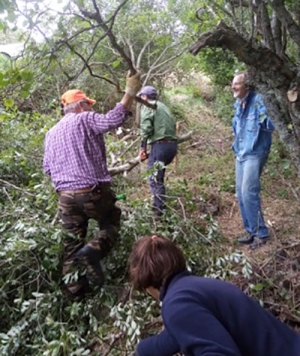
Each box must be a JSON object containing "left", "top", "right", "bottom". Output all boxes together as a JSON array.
[
  {"left": 235, "top": 156, "right": 269, "bottom": 238},
  {"left": 148, "top": 141, "right": 177, "bottom": 215}
]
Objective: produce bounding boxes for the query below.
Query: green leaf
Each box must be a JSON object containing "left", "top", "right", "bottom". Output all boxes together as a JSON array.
[
  {"left": 112, "top": 59, "right": 121, "bottom": 68},
  {"left": 3, "top": 98, "right": 14, "bottom": 108},
  {"left": 281, "top": 160, "right": 290, "bottom": 170},
  {"left": 21, "top": 70, "right": 33, "bottom": 81},
  {"left": 251, "top": 283, "right": 264, "bottom": 292}
]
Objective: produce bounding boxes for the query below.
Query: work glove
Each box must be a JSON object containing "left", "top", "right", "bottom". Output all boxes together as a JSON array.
[
  {"left": 125, "top": 71, "right": 142, "bottom": 97},
  {"left": 139, "top": 148, "right": 148, "bottom": 161}
]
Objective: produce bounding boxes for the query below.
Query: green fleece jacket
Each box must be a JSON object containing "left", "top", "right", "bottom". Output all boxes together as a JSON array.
[{"left": 140, "top": 100, "right": 177, "bottom": 144}]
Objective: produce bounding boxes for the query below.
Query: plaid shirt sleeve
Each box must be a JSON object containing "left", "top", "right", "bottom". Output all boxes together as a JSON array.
[{"left": 85, "top": 103, "right": 129, "bottom": 134}]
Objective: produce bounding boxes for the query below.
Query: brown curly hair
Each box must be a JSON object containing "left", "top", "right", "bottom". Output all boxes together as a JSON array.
[{"left": 128, "top": 235, "right": 186, "bottom": 291}]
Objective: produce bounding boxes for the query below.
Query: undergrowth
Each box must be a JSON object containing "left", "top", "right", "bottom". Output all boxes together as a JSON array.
[{"left": 1, "top": 87, "right": 299, "bottom": 355}]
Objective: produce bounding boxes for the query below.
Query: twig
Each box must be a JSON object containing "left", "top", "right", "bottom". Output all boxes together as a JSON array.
[
  {"left": 281, "top": 175, "right": 299, "bottom": 202},
  {"left": 51, "top": 211, "right": 59, "bottom": 226},
  {"left": 121, "top": 133, "right": 139, "bottom": 142},
  {"left": 120, "top": 137, "right": 140, "bottom": 157},
  {"left": 229, "top": 201, "right": 236, "bottom": 218},
  {"left": 0, "top": 179, "right": 35, "bottom": 196},
  {"left": 102, "top": 331, "right": 124, "bottom": 356},
  {"left": 178, "top": 198, "right": 187, "bottom": 221},
  {"left": 3, "top": 188, "right": 15, "bottom": 207},
  {"left": 186, "top": 141, "right": 203, "bottom": 150}
]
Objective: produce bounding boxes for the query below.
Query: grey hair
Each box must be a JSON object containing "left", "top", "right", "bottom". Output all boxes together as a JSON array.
[
  {"left": 63, "top": 100, "right": 90, "bottom": 114},
  {"left": 234, "top": 71, "right": 250, "bottom": 87}
]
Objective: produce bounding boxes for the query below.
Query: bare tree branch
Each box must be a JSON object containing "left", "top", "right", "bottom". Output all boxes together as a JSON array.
[
  {"left": 75, "top": 0, "right": 158, "bottom": 109},
  {"left": 136, "top": 35, "right": 156, "bottom": 69},
  {"left": 64, "top": 42, "right": 119, "bottom": 87},
  {"left": 124, "top": 37, "right": 136, "bottom": 65},
  {"left": 269, "top": 0, "right": 300, "bottom": 48},
  {"left": 78, "top": 0, "right": 136, "bottom": 74},
  {"left": 256, "top": 0, "right": 275, "bottom": 51},
  {"left": 143, "top": 45, "right": 188, "bottom": 84},
  {"left": 271, "top": 12, "right": 284, "bottom": 56}
]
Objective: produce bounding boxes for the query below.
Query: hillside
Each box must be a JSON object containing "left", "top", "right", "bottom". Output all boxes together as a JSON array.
[
  {"left": 123, "top": 87, "right": 300, "bottom": 336},
  {"left": 1, "top": 85, "right": 300, "bottom": 355}
]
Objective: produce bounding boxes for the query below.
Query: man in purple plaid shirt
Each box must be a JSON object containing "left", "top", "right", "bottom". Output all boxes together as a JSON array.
[{"left": 43, "top": 72, "right": 141, "bottom": 301}]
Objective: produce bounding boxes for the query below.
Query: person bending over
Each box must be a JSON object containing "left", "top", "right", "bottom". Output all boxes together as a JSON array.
[{"left": 129, "top": 235, "right": 300, "bottom": 356}]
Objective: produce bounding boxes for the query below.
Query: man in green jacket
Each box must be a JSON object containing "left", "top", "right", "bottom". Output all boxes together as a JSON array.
[{"left": 138, "top": 86, "right": 177, "bottom": 216}]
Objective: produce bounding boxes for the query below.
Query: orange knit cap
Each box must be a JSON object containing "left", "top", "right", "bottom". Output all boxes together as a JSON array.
[{"left": 61, "top": 89, "right": 96, "bottom": 106}]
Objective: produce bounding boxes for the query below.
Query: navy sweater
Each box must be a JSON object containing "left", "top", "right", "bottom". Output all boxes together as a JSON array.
[{"left": 137, "top": 271, "right": 300, "bottom": 356}]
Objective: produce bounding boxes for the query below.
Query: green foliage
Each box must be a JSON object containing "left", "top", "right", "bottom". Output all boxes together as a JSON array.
[
  {"left": 188, "top": 47, "right": 243, "bottom": 124},
  {"left": 165, "top": 85, "right": 206, "bottom": 123},
  {"left": 206, "top": 251, "right": 253, "bottom": 280},
  {"left": 170, "top": 102, "right": 186, "bottom": 122},
  {"left": 0, "top": 55, "right": 12, "bottom": 71},
  {"left": 0, "top": 185, "right": 222, "bottom": 355},
  {"left": 0, "top": 0, "right": 198, "bottom": 114},
  {"left": 266, "top": 138, "right": 298, "bottom": 182},
  {"left": 0, "top": 105, "right": 234, "bottom": 355},
  {"left": 0, "top": 108, "right": 54, "bottom": 183},
  {"left": 213, "top": 86, "right": 235, "bottom": 124},
  {"left": 196, "top": 48, "right": 242, "bottom": 87}
]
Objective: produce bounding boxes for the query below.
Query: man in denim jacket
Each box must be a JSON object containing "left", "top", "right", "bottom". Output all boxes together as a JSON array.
[{"left": 231, "top": 72, "right": 275, "bottom": 250}]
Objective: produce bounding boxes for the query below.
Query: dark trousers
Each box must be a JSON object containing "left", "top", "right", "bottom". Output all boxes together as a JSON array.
[
  {"left": 58, "top": 183, "right": 121, "bottom": 297},
  {"left": 148, "top": 141, "right": 177, "bottom": 215}
]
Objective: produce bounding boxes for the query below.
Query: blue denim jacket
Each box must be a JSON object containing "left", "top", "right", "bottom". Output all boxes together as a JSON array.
[{"left": 232, "top": 91, "right": 275, "bottom": 161}]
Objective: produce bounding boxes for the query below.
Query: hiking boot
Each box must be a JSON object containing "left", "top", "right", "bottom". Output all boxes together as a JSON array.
[
  {"left": 249, "top": 237, "right": 268, "bottom": 250},
  {"left": 74, "top": 245, "right": 105, "bottom": 287},
  {"left": 237, "top": 234, "right": 254, "bottom": 245}
]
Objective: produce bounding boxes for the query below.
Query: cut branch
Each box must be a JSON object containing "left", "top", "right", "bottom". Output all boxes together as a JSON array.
[
  {"left": 287, "top": 88, "right": 299, "bottom": 102},
  {"left": 108, "top": 131, "right": 193, "bottom": 176}
]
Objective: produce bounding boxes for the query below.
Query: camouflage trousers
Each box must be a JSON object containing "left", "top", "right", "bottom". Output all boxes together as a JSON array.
[{"left": 58, "top": 183, "right": 121, "bottom": 300}]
